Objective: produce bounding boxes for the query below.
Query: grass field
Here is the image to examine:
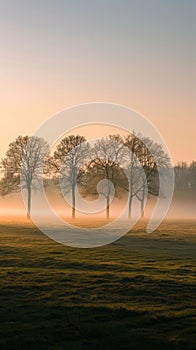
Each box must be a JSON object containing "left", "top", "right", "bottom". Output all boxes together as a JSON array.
[{"left": 0, "top": 220, "right": 195, "bottom": 349}]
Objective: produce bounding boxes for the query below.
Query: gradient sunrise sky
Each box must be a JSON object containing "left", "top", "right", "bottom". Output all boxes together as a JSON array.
[{"left": 0, "top": 0, "right": 195, "bottom": 164}]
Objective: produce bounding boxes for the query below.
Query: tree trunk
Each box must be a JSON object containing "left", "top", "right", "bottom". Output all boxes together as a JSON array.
[
  {"left": 128, "top": 194, "right": 133, "bottom": 218},
  {"left": 140, "top": 183, "right": 146, "bottom": 218},
  {"left": 106, "top": 194, "right": 110, "bottom": 219},
  {"left": 72, "top": 184, "right": 76, "bottom": 219},
  {"left": 27, "top": 186, "right": 31, "bottom": 219},
  {"left": 128, "top": 156, "right": 134, "bottom": 218},
  {"left": 141, "top": 199, "right": 145, "bottom": 218}
]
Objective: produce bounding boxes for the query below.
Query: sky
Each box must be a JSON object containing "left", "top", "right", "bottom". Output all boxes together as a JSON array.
[{"left": 0, "top": 0, "right": 195, "bottom": 165}]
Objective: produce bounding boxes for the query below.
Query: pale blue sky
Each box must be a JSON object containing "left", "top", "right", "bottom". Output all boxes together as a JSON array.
[{"left": 0, "top": 0, "right": 195, "bottom": 163}]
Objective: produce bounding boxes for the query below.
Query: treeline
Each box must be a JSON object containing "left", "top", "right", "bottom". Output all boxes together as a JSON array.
[
  {"left": 174, "top": 161, "right": 196, "bottom": 195},
  {"left": 0, "top": 133, "right": 195, "bottom": 219}
]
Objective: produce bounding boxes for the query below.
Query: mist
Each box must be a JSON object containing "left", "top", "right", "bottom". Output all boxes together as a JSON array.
[{"left": 0, "top": 186, "right": 195, "bottom": 226}]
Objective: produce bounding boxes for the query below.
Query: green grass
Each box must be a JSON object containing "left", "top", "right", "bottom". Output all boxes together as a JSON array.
[{"left": 0, "top": 220, "right": 195, "bottom": 349}]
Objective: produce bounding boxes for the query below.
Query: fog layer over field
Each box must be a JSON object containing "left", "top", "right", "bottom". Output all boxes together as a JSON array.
[{"left": 0, "top": 187, "right": 195, "bottom": 223}]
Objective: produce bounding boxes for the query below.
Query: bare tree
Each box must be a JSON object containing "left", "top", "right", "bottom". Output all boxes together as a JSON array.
[
  {"left": 174, "top": 162, "right": 189, "bottom": 194},
  {"left": 124, "top": 133, "right": 171, "bottom": 217},
  {"left": 189, "top": 161, "right": 196, "bottom": 194},
  {"left": 49, "top": 135, "right": 89, "bottom": 219},
  {"left": 123, "top": 134, "right": 144, "bottom": 217},
  {"left": 174, "top": 161, "right": 196, "bottom": 196},
  {"left": 85, "top": 136, "right": 127, "bottom": 219},
  {"left": 1, "top": 136, "right": 49, "bottom": 217}
]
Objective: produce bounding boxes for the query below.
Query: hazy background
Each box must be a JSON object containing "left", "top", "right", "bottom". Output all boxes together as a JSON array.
[{"left": 0, "top": 0, "right": 195, "bottom": 165}]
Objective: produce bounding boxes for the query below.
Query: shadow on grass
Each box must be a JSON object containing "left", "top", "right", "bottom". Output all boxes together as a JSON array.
[
  {"left": 0, "top": 221, "right": 195, "bottom": 349},
  {"left": 0, "top": 304, "right": 195, "bottom": 350}
]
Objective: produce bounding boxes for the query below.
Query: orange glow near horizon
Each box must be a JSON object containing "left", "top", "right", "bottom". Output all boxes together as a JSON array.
[{"left": 0, "top": 88, "right": 195, "bottom": 165}]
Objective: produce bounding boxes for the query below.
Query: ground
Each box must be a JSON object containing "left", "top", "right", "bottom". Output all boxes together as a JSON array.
[{"left": 0, "top": 220, "right": 195, "bottom": 349}]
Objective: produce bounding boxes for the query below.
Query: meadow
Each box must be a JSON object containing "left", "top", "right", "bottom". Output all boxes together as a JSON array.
[{"left": 0, "top": 219, "right": 195, "bottom": 349}]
